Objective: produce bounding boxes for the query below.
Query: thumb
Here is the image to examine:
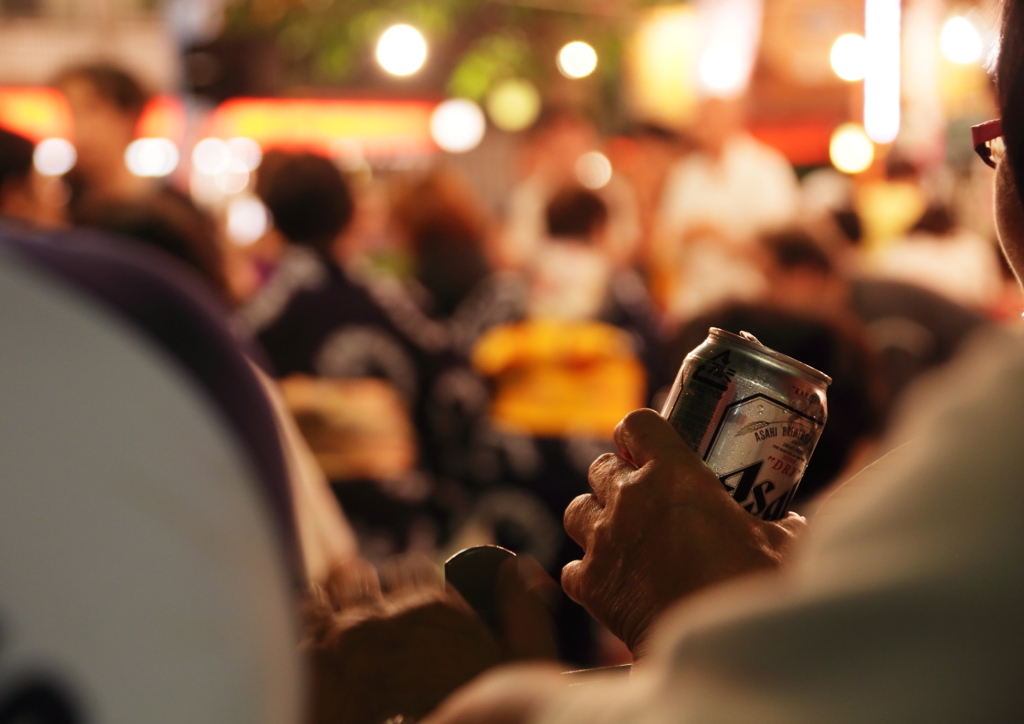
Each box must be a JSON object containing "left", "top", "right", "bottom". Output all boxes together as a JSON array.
[{"left": 613, "top": 408, "right": 701, "bottom": 469}]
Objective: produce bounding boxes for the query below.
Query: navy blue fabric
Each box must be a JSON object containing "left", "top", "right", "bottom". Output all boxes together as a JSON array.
[{"left": 0, "top": 222, "right": 300, "bottom": 582}]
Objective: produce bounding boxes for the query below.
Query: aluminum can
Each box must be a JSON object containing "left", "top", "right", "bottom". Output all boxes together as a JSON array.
[{"left": 660, "top": 328, "right": 831, "bottom": 521}]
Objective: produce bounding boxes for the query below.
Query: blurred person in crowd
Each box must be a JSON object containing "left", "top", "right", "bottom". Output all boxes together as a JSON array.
[
  {"left": 761, "top": 227, "right": 990, "bottom": 404},
  {"left": 0, "top": 220, "right": 553, "bottom": 724},
  {"left": 391, "top": 167, "right": 494, "bottom": 321},
  {"left": 0, "top": 126, "right": 65, "bottom": 228},
  {"left": 856, "top": 155, "right": 928, "bottom": 248},
  {"left": 449, "top": 185, "right": 666, "bottom": 665},
  {"left": 652, "top": 97, "right": 799, "bottom": 320},
  {"left": 466, "top": 185, "right": 668, "bottom": 405},
  {"left": 56, "top": 63, "right": 230, "bottom": 298},
  {"left": 423, "top": 5, "right": 1024, "bottom": 715},
  {"left": 0, "top": 127, "right": 41, "bottom": 226},
  {"left": 55, "top": 63, "right": 153, "bottom": 218},
  {"left": 79, "top": 190, "right": 230, "bottom": 297},
  {"left": 241, "top": 151, "right": 472, "bottom": 559},
  {"left": 500, "top": 109, "right": 639, "bottom": 273},
  {"left": 869, "top": 202, "right": 1003, "bottom": 310},
  {"left": 605, "top": 123, "right": 695, "bottom": 283},
  {"left": 0, "top": 223, "right": 314, "bottom": 724}
]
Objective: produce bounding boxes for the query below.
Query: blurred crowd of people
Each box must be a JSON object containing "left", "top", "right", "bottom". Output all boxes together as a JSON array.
[{"left": 1, "top": 58, "right": 1020, "bottom": 676}]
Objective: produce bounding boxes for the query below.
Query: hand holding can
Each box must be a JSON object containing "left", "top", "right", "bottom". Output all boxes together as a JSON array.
[
  {"left": 660, "top": 329, "right": 831, "bottom": 520},
  {"left": 562, "top": 409, "right": 806, "bottom": 658}
]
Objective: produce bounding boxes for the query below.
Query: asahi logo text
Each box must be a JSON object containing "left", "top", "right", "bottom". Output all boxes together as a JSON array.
[{"left": 736, "top": 420, "right": 814, "bottom": 447}]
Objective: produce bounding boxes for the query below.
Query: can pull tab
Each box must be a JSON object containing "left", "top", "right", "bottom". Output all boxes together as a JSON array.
[{"left": 739, "top": 330, "right": 763, "bottom": 345}]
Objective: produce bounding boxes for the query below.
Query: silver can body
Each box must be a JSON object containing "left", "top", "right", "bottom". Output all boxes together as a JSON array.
[{"left": 660, "top": 328, "right": 831, "bottom": 521}]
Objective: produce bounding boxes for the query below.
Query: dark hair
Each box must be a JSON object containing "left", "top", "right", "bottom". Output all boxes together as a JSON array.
[
  {"left": 910, "top": 203, "right": 956, "bottom": 236},
  {"left": 545, "top": 186, "right": 608, "bottom": 239},
  {"left": 0, "top": 126, "right": 35, "bottom": 190},
  {"left": 79, "top": 191, "right": 229, "bottom": 296},
  {"left": 831, "top": 208, "right": 863, "bottom": 245},
  {"left": 55, "top": 64, "right": 150, "bottom": 120},
  {"left": 761, "top": 228, "right": 835, "bottom": 275},
  {"left": 999, "top": 0, "right": 1024, "bottom": 204},
  {"left": 391, "top": 168, "right": 491, "bottom": 317},
  {"left": 257, "top": 152, "right": 354, "bottom": 253}
]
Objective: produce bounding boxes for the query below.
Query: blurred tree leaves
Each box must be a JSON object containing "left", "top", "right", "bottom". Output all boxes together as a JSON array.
[
  {"left": 448, "top": 32, "right": 534, "bottom": 101},
  {"left": 220, "top": 0, "right": 664, "bottom": 125}
]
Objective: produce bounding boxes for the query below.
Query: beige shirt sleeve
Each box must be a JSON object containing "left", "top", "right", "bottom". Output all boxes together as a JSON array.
[{"left": 538, "top": 329, "right": 1024, "bottom": 724}]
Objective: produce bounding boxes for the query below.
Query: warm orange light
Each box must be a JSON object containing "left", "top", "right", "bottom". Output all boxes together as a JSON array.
[
  {"left": 0, "top": 87, "right": 71, "bottom": 142},
  {"left": 0, "top": 87, "right": 185, "bottom": 143},
  {"left": 137, "top": 96, "right": 186, "bottom": 142},
  {"left": 206, "top": 98, "right": 437, "bottom": 156}
]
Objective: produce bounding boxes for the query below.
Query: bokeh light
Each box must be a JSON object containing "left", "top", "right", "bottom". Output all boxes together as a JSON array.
[
  {"left": 125, "top": 138, "right": 179, "bottom": 178},
  {"left": 486, "top": 79, "right": 541, "bottom": 132},
  {"left": 829, "top": 123, "right": 875, "bottom": 174},
  {"left": 698, "top": 45, "right": 746, "bottom": 96},
  {"left": 575, "top": 151, "right": 613, "bottom": 189},
  {"left": 830, "top": 34, "right": 868, "bottom": 82},
  {"left": 227, "top": 196, "right": 270, "bottom": 246},
  {"left": 192, "top": 138, "right": 230, "bottom": 175},
  {"left": 430, "top": 99, "right": 486, "bottom": 153},
  {"left": 864, "top": 0, "right": 901, "bottom": 144},
  {"left": 226, "top": 137, "right": 263, "bottom": 172},
  {"left": 33, "top": 138, "right": 76, "bottom": 176},
  {"left": 376, "top": 24, "right": 428, "bottom": 76},
  {"left": 557, "top": 41, "right": 598, "bottom": 79},
  {"left": 941, "top": 16, "right": 983, "bottom": 64},
  {"left": 215, "top": 170, "right": 250, "bottom": 195}
]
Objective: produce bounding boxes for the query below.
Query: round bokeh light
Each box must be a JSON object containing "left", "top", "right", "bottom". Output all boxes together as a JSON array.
[
  {"left": 557, "top": 41, "right": 598, "bottom": 79},
  {"left": 830, "top": 33, "right": 868, "bottom": 82},
  {"left": 698, "top": 45, "right": 746, "bottom": 96},
  {"left": 829, "top": 123, "right": 875, "bottom": 175},
  {"left": 33, "top": 138, "right": 77, "bottom": 176},
  {"left": 575, "top": 151, "right": 613, "bottom": 190},
  {"left": 192, "top": 138, "right": 230, "bottom": 176},
  {"left": 941, "top": 16, "right": 983, "bottom": 65},
  {"left": 376, "top": 24, "right": 428, "bottom": 76},
  {"left": 430, "top": 99, "right": 486, "bottom": 153},
  {"left": 486, "top": 79, "right": 541, "bottom": 132},
  {"left": 227, "top": 196, "right": 270, "bottom": 246},
  {"left": 125, "top": 138, "right": 179, "bottom": 178}
]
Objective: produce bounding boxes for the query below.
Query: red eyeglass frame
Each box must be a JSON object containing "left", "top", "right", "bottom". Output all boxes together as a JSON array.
[{"left": 972, "top": 118, "right": 1004, "bottom": 168}]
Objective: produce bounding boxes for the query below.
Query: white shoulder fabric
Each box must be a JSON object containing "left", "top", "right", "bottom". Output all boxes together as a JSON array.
[
  {"left": 251, "top": 362, "right": 361, "bottom": 583},
  {"left": 0, "top": 251, "right": 302, "bottom": 724}
]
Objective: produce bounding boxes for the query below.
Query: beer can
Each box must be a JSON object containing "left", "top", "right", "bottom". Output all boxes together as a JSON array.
[{"left": 660, "top": 328, "right": 831, "bottom": 521}]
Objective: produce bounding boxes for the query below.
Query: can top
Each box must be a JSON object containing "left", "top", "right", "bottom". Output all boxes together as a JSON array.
[{"left": 708, "top": 328, "right": 833, "bottom": 386}]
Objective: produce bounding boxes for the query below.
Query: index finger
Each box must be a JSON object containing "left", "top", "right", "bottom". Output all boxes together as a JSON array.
[{"left": 613, "top": 408, "right": 698, "bottom": 469}]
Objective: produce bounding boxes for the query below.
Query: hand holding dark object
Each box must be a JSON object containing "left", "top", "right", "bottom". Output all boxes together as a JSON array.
[
  {"left": 445, "top": 547, "right": 559, "bottom": 663},
  {"left": 561, "top": 409, "right": 805, "bottom": 659},
  {"left": 303, "top": 553, "right": 557, "bottom": 724}
]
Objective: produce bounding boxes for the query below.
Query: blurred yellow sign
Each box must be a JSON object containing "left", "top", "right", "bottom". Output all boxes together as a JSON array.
[{"left": 473, "top": 320, "right": 646, "bottom": 439}]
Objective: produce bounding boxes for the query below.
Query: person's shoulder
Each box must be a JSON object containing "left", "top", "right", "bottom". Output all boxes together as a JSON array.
[{"left": 348, "top": 265, "right": 451, "bottom": 352}]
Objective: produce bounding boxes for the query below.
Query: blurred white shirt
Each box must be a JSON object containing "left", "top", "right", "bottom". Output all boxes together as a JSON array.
[{"left": 656, "top": 134, "right": 799, "bottom": 321}]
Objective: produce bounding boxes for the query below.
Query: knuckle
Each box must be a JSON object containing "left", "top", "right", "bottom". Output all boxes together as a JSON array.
[
  {"left": 588, "top": 452, "right": 619, "bottom": 478},
  {"left": 560, "top": 560, "right": 583, "bottom": 600},
  {"left": 563, "top": 494, "right": 598, "bottom": 545},
  {"left": 622, "top": 407, "right": 656, "bottom": 432},
  {"left": 564, "top": 493, "right": 594, "bottom": 524}
]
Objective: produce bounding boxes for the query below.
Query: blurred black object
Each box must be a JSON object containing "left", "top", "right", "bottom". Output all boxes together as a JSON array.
[{"left": 444, "top": 545, "right": 516, "bottom": 635}]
